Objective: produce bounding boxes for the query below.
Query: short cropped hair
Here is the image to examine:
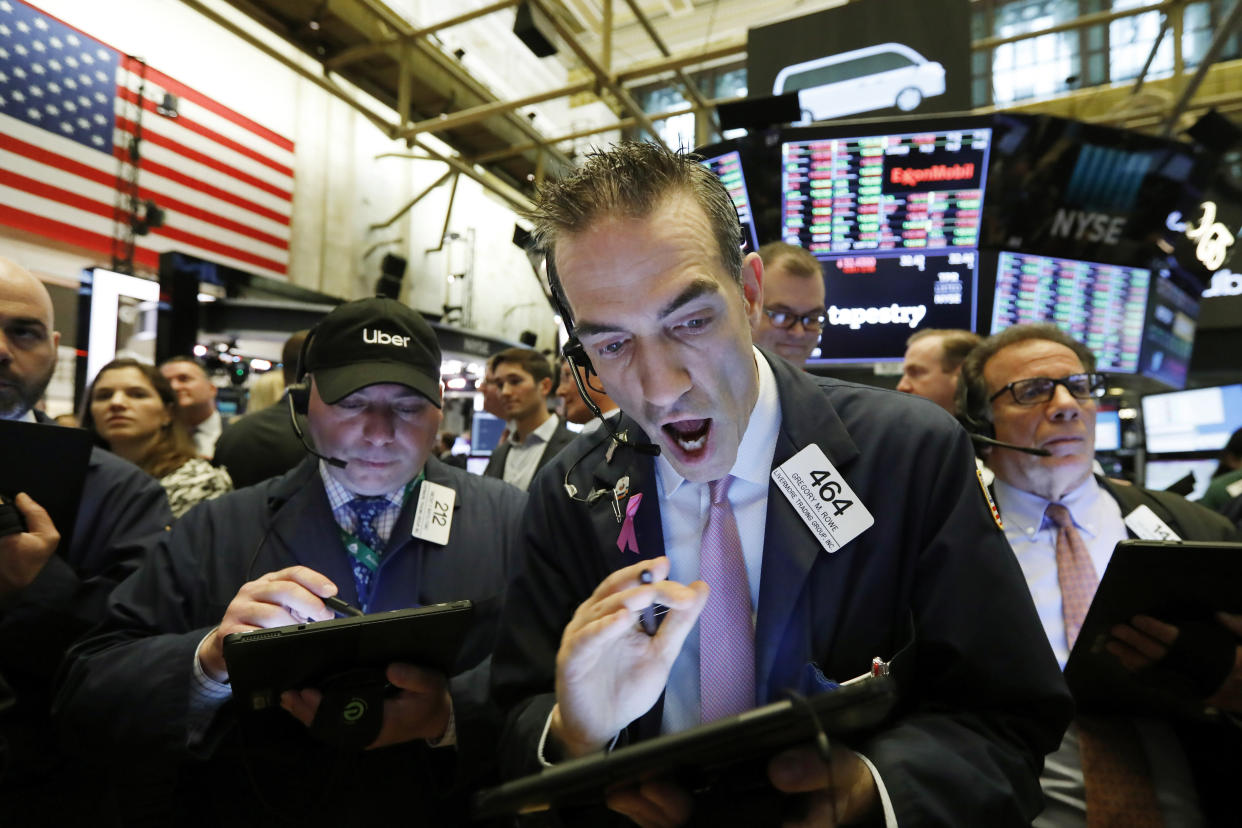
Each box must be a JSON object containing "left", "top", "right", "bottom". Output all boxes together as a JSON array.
[
  {"left": 530, "top": 142, "right": 744, "bottom": 321},
  {"left": 757, "top": 242, "right": 820, "bottom": 280},
  {"left": 489, "top": 347, "right": 553, "bottom": 386},
  {"left": 158, "top": 355, "right": 208, "bottom": 378},
  {"left": 958, "top": 324, "right": 1098, "bottom": 426},
  {"left": 907, "top": 329, "right": 982, "bottom": 372}
]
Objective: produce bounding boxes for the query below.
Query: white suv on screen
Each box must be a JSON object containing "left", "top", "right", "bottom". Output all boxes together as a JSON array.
[{"left": 773, "top": 43, "right": 946, "bottom": 122}]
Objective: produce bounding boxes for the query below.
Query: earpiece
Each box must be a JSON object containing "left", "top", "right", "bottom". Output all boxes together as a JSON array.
[{"left": 287, "top": 326, "right": 315, "bottom": 415}]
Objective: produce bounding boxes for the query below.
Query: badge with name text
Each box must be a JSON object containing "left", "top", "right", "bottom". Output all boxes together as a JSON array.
[
  {"left": 411, "top": 480, "right": 456, "bottom": 545},
  {"left": 1123, "top": 504, "right": 1181, "bottom": 542},
  {"left": 771, "top": 444, "right": 874, "bottom": 553}
]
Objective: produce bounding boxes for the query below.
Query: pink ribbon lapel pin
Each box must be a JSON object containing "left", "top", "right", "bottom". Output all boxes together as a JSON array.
[{"left": 616, "top": 493, "right": 643, "bottom": 555}]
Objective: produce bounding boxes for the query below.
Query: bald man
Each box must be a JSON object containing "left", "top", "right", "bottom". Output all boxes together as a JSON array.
[
  {"left": 751, "top": 242, "right": 826, "bottom": 365},
  {"left": 897, "top": 329, "right": 981, "bottom": 414},
  {"left": 0, "top": 257, "right": 171, "bottom": 822}
]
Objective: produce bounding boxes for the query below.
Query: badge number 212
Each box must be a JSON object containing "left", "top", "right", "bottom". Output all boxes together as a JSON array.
[{"left": 430, "top": 498, "right": 450, "bottom": 526}]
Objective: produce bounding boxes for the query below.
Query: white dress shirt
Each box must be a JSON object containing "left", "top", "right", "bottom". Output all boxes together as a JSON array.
[
  {"left": 190, "top": 408, "right": 224, "bottom": 459},
  {"left": 501, "top": 412, "right": 561, "bottom": 491},
  {"left": 991, "top": 474, "right": 1202, "bottom": 827}
]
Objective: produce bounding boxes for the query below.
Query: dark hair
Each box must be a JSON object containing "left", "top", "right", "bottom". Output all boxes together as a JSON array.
[
  {"left": 530, "top": 142, "right": 744, "bottom": 325},
  {"left": 282, "top": 330, "right": 309, "bottom": 385},
  {"left": 908, "top": 328, "right": 983, "bottom": 372},
  {"left": 489, "top": 347, "right": 554, "bottom": 386},
  {"left": 158, "top": 354, "right": 209, "bottom": 381},
  {"left": 1215, "top": 427, "right": 1242, "bottom": 479},
  {"left": 82, "top": 358, "right": 198, "bottom": 478},
  {"left": 958, "top": 323, "right": 1098, "bottom": 431},
  {"left": 757, "top": 241, "right": 820, "bottom": 280}
]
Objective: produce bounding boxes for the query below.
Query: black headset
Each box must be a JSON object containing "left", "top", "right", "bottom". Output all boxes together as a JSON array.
[
  {"left": 287, "top": 325, "right": 316, "bottom": 415},
  {"left": 955, "top": 364, "right": 995, "bottom": 442}
]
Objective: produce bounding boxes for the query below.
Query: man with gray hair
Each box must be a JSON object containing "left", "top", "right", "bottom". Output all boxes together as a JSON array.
[
  {"left": 958, "top": 322, "right": 1241, "bottom": 826},
  {"left": 491, "top": 143, "right": 1071, "bottom": 826},
  {"left": 897, "top": 328, "right": 980, "bottom": 414}
]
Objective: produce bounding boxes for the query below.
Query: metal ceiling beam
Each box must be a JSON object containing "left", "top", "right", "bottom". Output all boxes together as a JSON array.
[
  {"left": 527, "top": 0, "right": 669, "bottom": 148},
  {"left": 401, "top": 78, "right": 596, "bottom": 139},
  {"left": 620, "top": 0, "right": 713, "bottom": 121},
  {"left": 972, "top": 2, "right": 1170, "bottom": 50},
  {"left": 325, "top": 0, "right": 522, "bottom": 70},
  {"left": 614, "top": 38, "right": 746, "bottom": 83},
  {"left": 1161, "top": 0, "right": 1242, "bottom": 136}
]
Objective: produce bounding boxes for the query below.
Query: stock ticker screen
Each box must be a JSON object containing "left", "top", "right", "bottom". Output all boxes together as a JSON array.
[
  {"left": 991, "top": 251, "right": 1150, "bottom": 374},
  {"left": 781, "top": 128, "right": 991, "bottom": 256},
  {"left": 811, "top": 250, "right": 978, "bottom": 364},
  {"left": 699, "top": 150, "right": 761, "bottom": 253}
]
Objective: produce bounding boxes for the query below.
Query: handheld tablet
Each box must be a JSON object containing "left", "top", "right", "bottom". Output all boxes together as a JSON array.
[
  {"left": 1065, "top": 539, "right": 1242, "bottom": 717},
  {"left": 472, "top": 673, "right": 897, "bottom": 820},
  {"left": 0, "top": 418, "right": 93, "bottom": 553},
  {"left": 223, "top": 600, "right": 474, "bottom": 712}
]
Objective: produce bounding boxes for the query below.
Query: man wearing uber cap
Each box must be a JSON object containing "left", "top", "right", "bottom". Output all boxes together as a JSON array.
[{"left": 56, "top": 297, "right": 527, "bottom": 826}]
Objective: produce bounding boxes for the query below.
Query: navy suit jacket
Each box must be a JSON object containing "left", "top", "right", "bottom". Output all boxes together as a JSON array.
[
  {"left": 55, "top": 456, "right": 526, "bottom": 825},
  {"left": 491, "top": 351, "right": 1073, "bottom": 826}
]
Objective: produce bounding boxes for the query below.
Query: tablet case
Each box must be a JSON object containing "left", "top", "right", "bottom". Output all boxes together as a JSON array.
[
  {"left": 0, "top": 418, "right": 93, "bottom": 554},
  {"left": 1064, "top": 539, "right": 1242, "bottom": 718},
  {"left": 472, "top": 673, "right": 897, "bottom": 821},
  {"left": 222, "top": 599, "right": 474, "bottom": 712}
]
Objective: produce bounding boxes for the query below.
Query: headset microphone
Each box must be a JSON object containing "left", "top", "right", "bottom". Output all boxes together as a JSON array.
[
  {"left": 287, "top": 393, "right": 348, "bottom": 468},
  {"left": 563, "top": 339, "right": 660, "bottom": 456},
  {"left": 969, "top": 433, "right": 1052, "bottom": 457}
]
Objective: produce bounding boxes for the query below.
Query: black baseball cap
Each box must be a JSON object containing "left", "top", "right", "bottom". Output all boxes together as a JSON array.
[{"left": 305, "top": 297, "right": 442, "bottom": 407}]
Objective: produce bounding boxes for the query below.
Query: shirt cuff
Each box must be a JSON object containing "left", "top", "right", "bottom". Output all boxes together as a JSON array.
[
  {"left": 188, "top": 629, "right": 233, "bottom": 748},
  {"left": 856, "top": 752, "right": 898, "bottom": 828},
  {"left": 536, "top": 708, "right": 619, "bottom": 768},
  {"left": 426, "top": 696, "right": 457, "bottom": 748}
]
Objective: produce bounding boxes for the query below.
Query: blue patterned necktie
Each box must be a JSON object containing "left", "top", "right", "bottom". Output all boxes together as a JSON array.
[{"left": 345, "top": 496, "right": 388, "bottom": 602}]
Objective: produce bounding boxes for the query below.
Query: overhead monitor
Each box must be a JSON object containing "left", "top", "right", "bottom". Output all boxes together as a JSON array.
[
  {"left": 1137, "top": 273, "right": 1199, "bottom": 390},
  {"left": 697, "top": 147, "right": 761, "bottom": 253},
  {"left": 811, "top": 249, "right": 977, "bottom": 364},
  {"left": 990, "top": 251, "right": 1150, "bottom": 374},
  {"left": 1095, "top": 409, "right": 1122, "bottom": 453},
  {"left": 780, "top": 123, "right": 991, "bottom": 256},
  {"left": 1141, "top": 383, "right": 1242, "bottom": 454},
  {"left": 1142, "top": 458, "right": 1219, "bottom": 501},
  {"left": 469, "top": 411, "right": 506, "bottom": 457}
]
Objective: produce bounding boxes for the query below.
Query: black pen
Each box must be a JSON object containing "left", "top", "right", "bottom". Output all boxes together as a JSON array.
[
  {"left": 637, "top": 569, "right": 658, "bottom": 636},
  {"left": 324, "top": 595, "right": 364, "bottom": 617}
]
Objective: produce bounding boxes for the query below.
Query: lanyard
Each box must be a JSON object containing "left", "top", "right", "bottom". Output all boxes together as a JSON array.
[{"left": 337, "top": 473, "right": 422, "bottom": 573}]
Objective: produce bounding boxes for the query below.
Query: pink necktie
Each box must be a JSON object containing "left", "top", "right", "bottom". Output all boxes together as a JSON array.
[
  {"left": 1044, "top": 503, "right": 1164, "bottom": 827},
  {"left": 698, "top": 476, "right": 755, "bottom": 723}
]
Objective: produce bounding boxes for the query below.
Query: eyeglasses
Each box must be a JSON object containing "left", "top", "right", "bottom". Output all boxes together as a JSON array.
[
  {"left": 763, "top": 307, "right": 827, "bottom": 331},
  {"left": 988, "top": 373, "right": 1108, "bottom": 406}
]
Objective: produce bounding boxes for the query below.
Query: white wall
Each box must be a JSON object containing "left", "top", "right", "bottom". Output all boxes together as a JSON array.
[{"left": 0, "top": 0, "right": 622, "bottom": 350}]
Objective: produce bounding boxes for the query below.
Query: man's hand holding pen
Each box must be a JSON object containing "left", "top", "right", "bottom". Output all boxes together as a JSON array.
[{"left": 548, "top": 556, "right": 709, "bottom": 760}]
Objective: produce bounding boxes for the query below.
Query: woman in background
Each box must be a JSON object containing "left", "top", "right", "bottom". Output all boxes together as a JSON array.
[{"left": 82, "top": 358, "right": 232, "bottom": 518}]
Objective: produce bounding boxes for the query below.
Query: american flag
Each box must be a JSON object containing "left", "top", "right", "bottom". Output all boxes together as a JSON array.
[{"left": 0, "top": 0, "right": 293, "bottom": 278}]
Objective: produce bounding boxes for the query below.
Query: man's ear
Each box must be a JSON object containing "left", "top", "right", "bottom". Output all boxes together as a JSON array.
[
  {"left": 538, "top": 376, "right": 553, "bottom": 399},
  {"left": 741, "top": 252, "right": 763, "bottom": 326}
]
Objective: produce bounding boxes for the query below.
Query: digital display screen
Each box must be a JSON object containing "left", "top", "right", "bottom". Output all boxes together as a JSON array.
[
  {"left": 812, "top": 250, "right": 977, "bottom": 364},
  {"left": 781, "top": 127, "right": 990, "bottom": 255},
  {"left": 1095, "top": 409, "right": 1121, "bottom": 452},
  {"left": 469, "top": 412, "right": 506, "bottom": 457},
  {"left": 990, "top": 251, "right": 1150, "bottom": 374},
  {"left": 1142, "top": 383, "right": 1242, "bottom": 454},
  {"left": 1137, "top": 275, "right": 1199, "bottom": 390},
  {"left": 1143, "top": 458, "right": 1219, "bottom": 501},
  {"left": 700, "top": 150, "right": 760, "bottom": 252}
]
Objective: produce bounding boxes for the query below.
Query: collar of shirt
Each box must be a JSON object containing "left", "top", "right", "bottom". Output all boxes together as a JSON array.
[
  {"left": 20, "top": 409, "right": 36, "bottom": 423},
  {"left": 992, "top": 474, "right": 1103, "bottom": 540},
  {"left": 194, "top": 408, "right": 222, "bottom": 439},
  {"left": 655, "top": 347, "right": 780, "bottom": 498},
  {"left": 579, "top": 408, "right": 620, "bottom": 435},
  {"left": 319, "top": 461, "right": 414, "bottom": 546},
  {"left": 506, "top": 411, "right": 559, "bottom": 447}
]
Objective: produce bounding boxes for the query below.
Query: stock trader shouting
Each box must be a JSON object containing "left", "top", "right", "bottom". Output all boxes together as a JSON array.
[{"left": 490, "top": 142, "right": 1072, "bottom": 827}]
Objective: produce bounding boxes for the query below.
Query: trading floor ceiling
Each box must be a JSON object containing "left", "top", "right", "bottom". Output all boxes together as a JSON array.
[{"left": 209, "top": 0, "right": 850, "bottom": 199}]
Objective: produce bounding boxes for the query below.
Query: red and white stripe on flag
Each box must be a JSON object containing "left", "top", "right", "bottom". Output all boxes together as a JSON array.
[{"left": 0, "top": 0, "right": 294, "bottom": 279}]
